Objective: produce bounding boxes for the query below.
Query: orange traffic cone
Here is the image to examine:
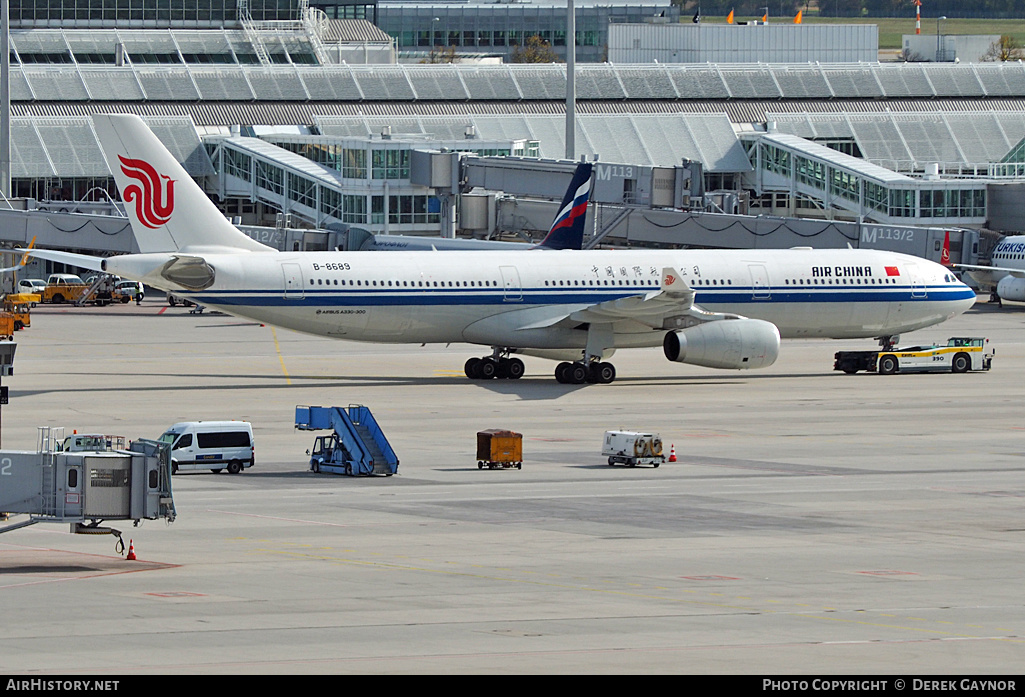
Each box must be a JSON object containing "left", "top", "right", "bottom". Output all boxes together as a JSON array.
[
  {"left": 126, "top": 539, "right": 137, "bottom": 561},
  {"left": 668, "top": 445, "right": 677, "bottom": 462}
]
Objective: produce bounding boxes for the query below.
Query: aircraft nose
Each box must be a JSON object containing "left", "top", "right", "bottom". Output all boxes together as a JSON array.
[{"left": 949, "top": 279, "right": 978, "bottom": 316}]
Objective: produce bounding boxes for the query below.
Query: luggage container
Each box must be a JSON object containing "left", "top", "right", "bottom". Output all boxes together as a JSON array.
[{"left": 476, "top": 429, "right": 523, "bottom": 469}]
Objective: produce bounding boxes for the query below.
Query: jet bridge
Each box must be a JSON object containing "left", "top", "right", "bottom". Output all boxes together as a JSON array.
[{"left": 0, "top": 427, "right": 176, "bottom": 540}]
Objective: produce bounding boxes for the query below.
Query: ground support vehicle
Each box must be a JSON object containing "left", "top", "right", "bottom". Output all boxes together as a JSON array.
[
  {"left": 602, "top": 430, "right": 665, "bottom": 467},
  {"left": 4, "top": 294, "right": 37, "bottom": 329},
  {"left": 41, "top": 274, "right": 119, "bottom": 306},
  {"left": 58, "top": 433, "right": 128, "bottom": 452},
  {"left": 158, "top": 421, "right": 254, "bottom": 474},
  {"left": 834, "top": 337, "right": 994, "bottom": 375},
  {"left": 295, "top": 405, "right": 398, "bottom": 476},
  {"left": 476, "top": 429, "right": 523, "bottom": 469},
  {"left": 0, "top": 313, "right": 15, "bottom": 340},
  {"left": 114, "top": 280, "right": 143, "bottom": 303},
  {"left": 41, "top": 274, "right": 88, "bottom": 304}
]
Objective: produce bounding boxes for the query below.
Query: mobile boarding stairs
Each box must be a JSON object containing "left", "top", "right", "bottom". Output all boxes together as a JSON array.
[{"left": 295, "top": 405, "right": 398, "bottom": 476}]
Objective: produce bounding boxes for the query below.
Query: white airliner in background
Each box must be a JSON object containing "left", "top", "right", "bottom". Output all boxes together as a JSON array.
[
  {"left": 26, "top": 115, "right": 977, "bottom": 384},
  {"left": 957, "top": 235, "right": 1025, "bottom": 306}
]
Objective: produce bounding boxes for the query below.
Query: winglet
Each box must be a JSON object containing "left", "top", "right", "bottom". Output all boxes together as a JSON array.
[
  {"left": 661, "top": 267, "right": 691, "bottom": 298},
  {"left": 0, "top": 237, "right": 53, "bottom": 275},
  {"left": 535, "top": 162, "right": 593, "bottom": 250},
  {"left": 18, "top": 236, "right": 36, "bottom": 266}
]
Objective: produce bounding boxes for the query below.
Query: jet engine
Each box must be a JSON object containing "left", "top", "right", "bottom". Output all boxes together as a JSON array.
[
  {"left": 663, "top": 319, "right": 780, "bottom": 370},
  {"left": 997, "top": 275, "right": 1025, "bottom": 302}
]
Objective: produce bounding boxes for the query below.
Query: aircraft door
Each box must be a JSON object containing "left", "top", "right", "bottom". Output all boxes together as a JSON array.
[
  {"left": 282, "top": 263, "right": 305, "bottom": 299},
  {"left": 905, "top": 262, "right": 927, "bottom": 298},
  {"left": 500, "top": 266, "right": 522, "bottom": 302},
  {"left": 748, "top": 264, "right": 771, "bottom": 300}
]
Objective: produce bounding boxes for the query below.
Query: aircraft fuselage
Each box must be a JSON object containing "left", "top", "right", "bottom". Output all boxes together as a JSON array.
[{"left": 114, "top": 247, "right": 975, "bottom": 349}]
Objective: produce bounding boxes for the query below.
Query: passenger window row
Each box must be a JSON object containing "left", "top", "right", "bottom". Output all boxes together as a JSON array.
[
  {"left": 309, "top": 279, "right": 499, "bottom": 287},
  {"left": 544, "top": 279, "right": 657, "bottom": 287},
  {"left": 784, "top": 278, "right": 897, "bottom": 285}
]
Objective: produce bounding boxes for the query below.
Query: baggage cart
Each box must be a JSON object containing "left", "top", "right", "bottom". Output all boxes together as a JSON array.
[{"left": 477, "top": 429, "right": 522, "bottom": 469}]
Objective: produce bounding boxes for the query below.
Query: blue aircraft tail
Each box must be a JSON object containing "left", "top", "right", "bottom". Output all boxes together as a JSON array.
[{"left": 536, "top": 162, "right": 593, "bottom": 250}]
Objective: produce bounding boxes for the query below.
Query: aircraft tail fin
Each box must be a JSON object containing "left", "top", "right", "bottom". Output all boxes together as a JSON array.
[
  {"left": 941, "top": 230, "right": 951, "bottom": 266},
  {"left": 535, "top": 162, "right": 593, "bottom": 250},
  {"left": 92, "top": 114, "right": 272, "bottom": 254}
]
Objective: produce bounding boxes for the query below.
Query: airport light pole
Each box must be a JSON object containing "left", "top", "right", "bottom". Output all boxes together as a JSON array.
[
  {"left": 565, "top": 0, "right": 575, "bottom": 161},
  {"left": 1, "top": 0, "right": 9, "bottom": 199},
  {"left": 936, "top": 16, "right": 947, "bottom": 62}
]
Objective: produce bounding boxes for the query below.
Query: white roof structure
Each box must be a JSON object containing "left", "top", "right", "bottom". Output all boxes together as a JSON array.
[
  {"left": 315, "top": 112, "right": 753, "bottom": 172},
  {"left": 768, "top": 110, "right": 1025, "bottom": 172}
]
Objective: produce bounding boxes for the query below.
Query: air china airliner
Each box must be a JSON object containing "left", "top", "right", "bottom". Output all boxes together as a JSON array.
[{"left": 27, "top": 115, "right": 977, "bottom": 384}]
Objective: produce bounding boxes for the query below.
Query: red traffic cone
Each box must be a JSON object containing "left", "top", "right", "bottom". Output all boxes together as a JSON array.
[
  {"left": 126, "top": 539, "right": 137, "bottom": 561},
  {"left": 668, "top": 445, "right": 677, "bottom": 462}
]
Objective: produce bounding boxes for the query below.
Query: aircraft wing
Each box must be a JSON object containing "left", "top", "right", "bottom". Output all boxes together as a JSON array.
[
  {"left": 509, "top": 267, "right": 742, "bottom": 332},
  {"left": 955, "top": 263, "right": 1025, "bottom": 279},
  {"left": 567, "top": 266, "right": 738, "bottom": 329}
]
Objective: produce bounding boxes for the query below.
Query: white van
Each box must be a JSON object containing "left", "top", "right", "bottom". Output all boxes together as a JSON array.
[{"left": 159, "top": 421, "right": 254, "bottom": 474}]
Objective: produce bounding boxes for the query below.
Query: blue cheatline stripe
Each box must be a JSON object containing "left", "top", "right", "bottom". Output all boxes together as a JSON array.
[{"left": 180, "top": 285, "right": 975, "bottom": 308}]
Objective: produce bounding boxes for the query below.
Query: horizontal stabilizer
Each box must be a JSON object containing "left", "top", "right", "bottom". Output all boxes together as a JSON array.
[{"left": 20, "top": 248, "right": 105, "bottom": 273}]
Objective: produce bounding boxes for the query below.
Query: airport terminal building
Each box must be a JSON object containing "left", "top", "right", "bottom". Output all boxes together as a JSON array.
[{"left": 3, "top": 0, "right": 1025, "bottom": 262}]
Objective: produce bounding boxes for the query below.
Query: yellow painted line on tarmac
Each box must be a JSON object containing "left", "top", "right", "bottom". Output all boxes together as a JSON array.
[
  {"left": 270, "top": 327, "right": 291, "bottom": 385},
  {"left": 798, "top": 613, "right": 1025, "bottom": 642}
]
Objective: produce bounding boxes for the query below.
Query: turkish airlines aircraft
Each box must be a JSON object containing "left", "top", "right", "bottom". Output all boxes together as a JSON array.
[
  {"left": 957, "top": 235, "right": 1025, "bottom": 306},
  {"left": 31, "top": 115, "right": 976, "bottom": 384}
]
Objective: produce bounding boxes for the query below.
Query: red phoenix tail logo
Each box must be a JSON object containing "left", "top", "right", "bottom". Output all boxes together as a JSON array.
[{"left": 119, "top": 155, "right": 174, "bottom": 228}]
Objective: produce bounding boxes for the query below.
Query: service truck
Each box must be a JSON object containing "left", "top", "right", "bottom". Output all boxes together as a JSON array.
[
  {"left": 41, "top": 274, "right": 123, "bottom": 306},
  {"left": 834, "top": 337, "right": 994, "bottom": 375},
  {"left": 602, "top": 430, "right": 665, "bottom": 467}
]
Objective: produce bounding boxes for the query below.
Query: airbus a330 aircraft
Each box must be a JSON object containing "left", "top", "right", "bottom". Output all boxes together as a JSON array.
[
  {"left": 27, "top": 115, "right": 977, "bottom": 384},
  {"left": 957, "top": 235, "right": 1025, "bottom": 306}
]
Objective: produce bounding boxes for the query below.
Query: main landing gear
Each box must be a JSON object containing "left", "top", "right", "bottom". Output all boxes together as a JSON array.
[
  {"left": 464, "top": 354, "right": 525, "bottom": 380},
  {"left": 464, "top": 347, "right": 618, "bottom": 384},
  {"left": 463, "top": 353, "right": 618, "bottom": 384},
  {"left": 555, "top": 360, "right": 616, "bottom": 384}
]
